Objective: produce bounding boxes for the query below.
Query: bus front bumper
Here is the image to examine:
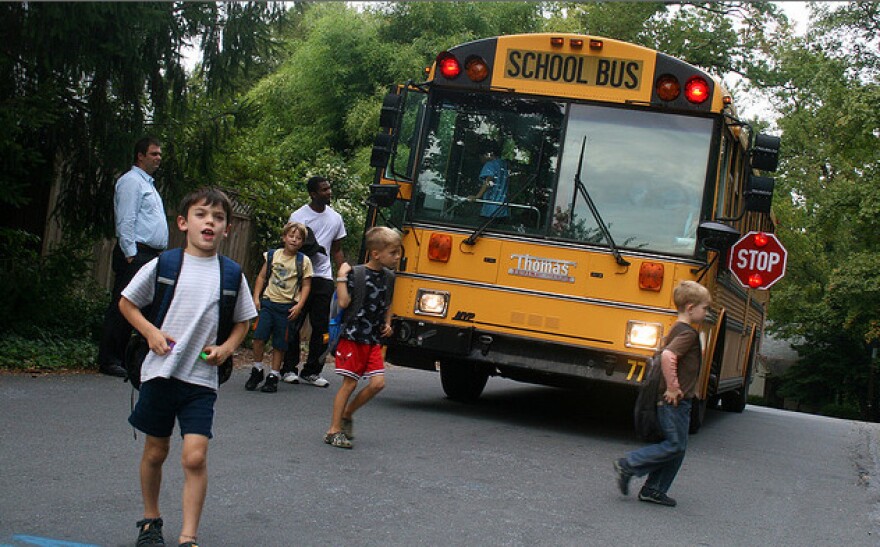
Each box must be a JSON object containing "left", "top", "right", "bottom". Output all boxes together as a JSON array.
[{"left": 387, "top": 317, "right": 648, "bottom": 389}]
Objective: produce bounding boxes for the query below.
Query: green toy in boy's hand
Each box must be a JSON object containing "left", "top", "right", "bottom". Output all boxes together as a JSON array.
[{"left": 199, "top": 351, "right": 209, "bottom": 361}]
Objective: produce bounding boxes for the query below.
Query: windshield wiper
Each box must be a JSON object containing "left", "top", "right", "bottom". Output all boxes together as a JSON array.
[
  {"left": 462, "top": 178, "right": 524, "bottom": 246},
  {"left": 572, "top": 136, "right": 630, "bottom": 266}
]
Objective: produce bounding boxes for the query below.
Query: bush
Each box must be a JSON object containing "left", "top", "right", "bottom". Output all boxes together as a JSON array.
[
  {"left": 0, "top": 229, "right": 108, "bottom": 370},
  {"left": 819, "top": 402, "right": 861, "bottom": 420},
  {"left": 0, "top": 333, "right": 98, "bottom": 371},
  {"left": 747, "top": 395, "right": 766, "bottom": 407}
]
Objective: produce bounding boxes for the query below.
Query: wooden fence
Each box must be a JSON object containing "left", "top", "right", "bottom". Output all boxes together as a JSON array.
[{"left": 42, "top": 183, "right": 256, "bottom": 291}]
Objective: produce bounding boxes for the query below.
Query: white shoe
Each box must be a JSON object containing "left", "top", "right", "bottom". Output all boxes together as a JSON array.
[
  {"left": 282, "top": 372, "right": 300, "bottom": 384},
  {"left": 300, "top": 374, "right": 330, "bottom": 388}
]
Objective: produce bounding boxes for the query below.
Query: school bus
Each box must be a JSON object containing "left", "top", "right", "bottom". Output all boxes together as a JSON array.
[{"left": 364, "top": 33, "right": 781, "bottom": 432}]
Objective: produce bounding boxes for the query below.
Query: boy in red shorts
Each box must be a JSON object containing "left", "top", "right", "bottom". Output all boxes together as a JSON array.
[{"left": 323, "top": 227, "right": 401, "bottom": 449}]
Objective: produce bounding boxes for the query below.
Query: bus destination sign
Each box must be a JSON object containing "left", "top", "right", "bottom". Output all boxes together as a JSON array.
[{"left": 504, "top": 49, "right": 643, "bottom": 90}]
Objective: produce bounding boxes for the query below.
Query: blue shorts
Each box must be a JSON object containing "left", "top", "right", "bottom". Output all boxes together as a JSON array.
[
  {"left": 128, "top": 377, "right": 217, "bottom": 438},
  {"left": 253, "top": 299, "right": 293, "bottom": 351}
]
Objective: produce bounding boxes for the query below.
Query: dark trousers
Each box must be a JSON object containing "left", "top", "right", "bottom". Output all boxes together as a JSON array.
[
  {"left": 282, "top": 276, "right": 333, "bottom": 377},
  {"left": 96, "top": 244, "right": 160, "bottom": 368}
]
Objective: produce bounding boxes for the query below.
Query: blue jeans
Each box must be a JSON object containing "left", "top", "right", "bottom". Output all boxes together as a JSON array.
[{"left": 625, "top": 398, "right": 691, "bottom": 494}]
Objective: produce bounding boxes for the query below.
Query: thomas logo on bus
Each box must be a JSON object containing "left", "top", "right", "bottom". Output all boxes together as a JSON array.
[
  {"left": 509, "top": 254, "right": 576, "bottom": 283},
  {"left": 504, "top": 49, "right": 642, "bottom": 90}
]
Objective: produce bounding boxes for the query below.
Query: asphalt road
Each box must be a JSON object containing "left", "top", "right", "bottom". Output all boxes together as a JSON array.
[{"left": 1, "top": 365, "right": 879, "bottom": 546}]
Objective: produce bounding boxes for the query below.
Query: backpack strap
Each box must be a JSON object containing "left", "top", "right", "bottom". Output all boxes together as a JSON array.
[
  {"left": 217, "top": 255, "right": 241, "bottom": 345},
  {"left": 296, "top": 252, "right": 304, "bottom": 300},
  {"left": 263, "top": 248, "right": 277, "bottom": 294},
  {"left": 343, "top": 265, "right": 368, "bottom": 328},
  {"left": 382, "top": 267, "right": 395, "bottom": 309},
  {"left": 148, "top": 247, "right": 184, "bottom": 328}
]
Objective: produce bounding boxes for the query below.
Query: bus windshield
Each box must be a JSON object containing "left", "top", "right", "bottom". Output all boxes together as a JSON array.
[{"left": 411, "top": 90, "right": 714, "bottom": 256}]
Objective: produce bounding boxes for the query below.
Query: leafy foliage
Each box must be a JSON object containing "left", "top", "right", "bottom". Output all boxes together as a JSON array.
[
  {"left": 765, "top": 2, "right": 880, "bottom": 419},
  {"left": 0, "top": 2, "right": 285, "bottom": 241}
]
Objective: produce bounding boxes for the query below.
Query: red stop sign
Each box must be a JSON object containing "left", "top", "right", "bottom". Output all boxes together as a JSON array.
[{"left": 728, "top": 231, "right": 788, "bottom": 289}]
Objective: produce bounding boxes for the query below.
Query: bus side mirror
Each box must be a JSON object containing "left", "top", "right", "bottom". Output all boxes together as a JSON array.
[
  {"left": 697, "top": 221, "right": 741, "bottom": 252},
  {"left": 371, "top": 92, "right": 405, "bottom": 169},
  {"left": 751, "top": 133, "right": 780, "bottom": 172},
  {"left": 745, "top": 175, "right": 775, "bottom": 214},
  {"left": 370, "top": 133, "right": 393, "bottom": 168},
  {"left": 367, "top": 184, "right": 399, "bottom": 208},
  {"left": 379, "top": 93, "right": 403, "bottom": 129}
]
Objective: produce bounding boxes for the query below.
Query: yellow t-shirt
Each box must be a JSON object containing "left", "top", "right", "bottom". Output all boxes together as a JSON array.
[{"left": 262, "top": 250, "right": 314, "bottom": 304}]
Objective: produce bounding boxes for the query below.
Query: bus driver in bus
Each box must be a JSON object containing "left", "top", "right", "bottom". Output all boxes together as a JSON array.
[{"left": 468, "top": 143, "right": 509, "bottom": 219}]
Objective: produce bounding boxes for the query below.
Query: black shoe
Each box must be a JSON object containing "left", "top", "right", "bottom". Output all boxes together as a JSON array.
[
  {"left": 260, "top": 374, "right": 279, "bottom": 393},
  {"left": 613, "top": 458, "right": 633, "bottom": 496},
  {"left": 638, "top": 487, "right": 677, "bottom": 507},
  {"left": 136, "top": 517, "right": 165, "bottom": 546},
  {"left": 245, "top": 367, "right": 264, "bottom": 391},
  {"left": 100, "top": 363, "right": 127, "bottom": 378}
]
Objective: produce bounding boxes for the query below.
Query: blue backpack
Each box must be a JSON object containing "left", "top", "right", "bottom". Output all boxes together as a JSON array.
[{"left": 124, "top": 248, "right": 242, "bottom": 390}]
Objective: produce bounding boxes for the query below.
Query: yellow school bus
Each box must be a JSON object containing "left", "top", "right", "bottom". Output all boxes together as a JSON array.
[{"left": 364, "top": 33, "right": 780, "bottom": 432}]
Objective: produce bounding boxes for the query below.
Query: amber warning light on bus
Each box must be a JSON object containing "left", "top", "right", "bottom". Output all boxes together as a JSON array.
[{"left": 428, "top": 233, "right": 452, "bottom": 262}]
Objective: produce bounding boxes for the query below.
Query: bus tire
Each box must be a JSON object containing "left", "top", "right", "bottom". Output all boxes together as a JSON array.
[
  {"left": 721, "top": 341, "right": 755, "bottom": 413},
  {"left": 689, "top": 397, "right": 707, "bottom": 434},
  {"left": 440, "top": 360, "right": 489, "bottom": 402}
]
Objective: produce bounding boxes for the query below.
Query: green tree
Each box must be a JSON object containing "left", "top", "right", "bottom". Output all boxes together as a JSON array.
[
  {"left": 766, "top": 2, "right": 880, "bottom": 419},
  {"left": 0, "top": 2, "right": 285, "bottom": 241},
  {"left": 0, "top": 2, "right": 285, "bottom": 365},
  {"left": 224, "top": 2, "right": 543, "bottom": 257}
]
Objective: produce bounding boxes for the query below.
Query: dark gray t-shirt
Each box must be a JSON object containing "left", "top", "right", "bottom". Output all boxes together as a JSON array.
[{"left": 342, "top": 267, "right": 390, "bottom": 346}]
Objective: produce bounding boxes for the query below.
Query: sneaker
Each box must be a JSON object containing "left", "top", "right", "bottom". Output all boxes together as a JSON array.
[
  {"left": 261, "top": 374, "right": 279, "bottom": 393},
  {"left": 613, "top": 458, "right": 633, "bottom": 496},
  {"left": 638, "top": 487, "right": 677, "bottom": 507},
  {"left": 282, "top": 371, "right": 300, "bottom": 384},
  {"left": 245, "top": 367, "right": 264, "bottom": 391},
  {"left": 178, "top": 543, "right": 199, "bottom": 547},
  {"left": 341, "top": 417, "right": 354, "bottom": 440},
  {"left": 136, "top": 517, "right": 165, "bottom": 547},
  {"left": 300, "top": 374, "right": 330, "bottom": 388}
]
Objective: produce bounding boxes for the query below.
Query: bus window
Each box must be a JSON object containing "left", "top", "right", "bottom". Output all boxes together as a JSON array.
[
  {"left": 412, "top": 91, "right": 563, "bottom": 235},
  {"left": 386, "top": 91, "right": 427, "bottom": 181},
  {"left": 554, "top": 105, "right": 714, "bottom": 256},
  {"left": 715, "top": 135, "right": 730, "bottom": 217}
]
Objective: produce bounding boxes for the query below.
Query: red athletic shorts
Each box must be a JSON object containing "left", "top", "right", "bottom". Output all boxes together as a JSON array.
[{"left": 334, "top": 338, "right": 385, "bottom": 380}]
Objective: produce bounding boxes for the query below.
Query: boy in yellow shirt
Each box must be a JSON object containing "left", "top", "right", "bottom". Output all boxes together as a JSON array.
[{"left": 245, "top": 221, "right": 313, "bottom": 393}]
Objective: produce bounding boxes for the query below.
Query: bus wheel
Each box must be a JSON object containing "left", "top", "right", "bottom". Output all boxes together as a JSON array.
[
  {"left": 688, "top": 397, "right": 707, "bottom": 434},
  {"left": 440, "top": 360, "right": 489, "bottom": 402},
  {"left": 721, "top": 349, "right": 753, "bottom": 413}
]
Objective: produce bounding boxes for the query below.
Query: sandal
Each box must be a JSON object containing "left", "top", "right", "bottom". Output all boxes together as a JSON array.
[
  {"left": 341, "top": 417, "right": 354, "bottom": 440},
  {"left": 323, "top": 431, "right": 352, "bottom": 449}
]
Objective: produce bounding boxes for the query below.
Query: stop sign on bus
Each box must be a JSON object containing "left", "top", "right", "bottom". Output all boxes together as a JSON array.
[{"left": 728, "top": 231, "right": 788, "bottom": 289}]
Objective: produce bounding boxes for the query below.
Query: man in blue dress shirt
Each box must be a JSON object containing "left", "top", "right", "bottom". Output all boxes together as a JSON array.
[{"left": 96, "top": 137, "right": 168, "bottom": 377}]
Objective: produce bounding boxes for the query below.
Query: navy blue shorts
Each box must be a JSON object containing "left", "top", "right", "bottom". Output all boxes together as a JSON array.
[
  {"left": 128, "top": 377, "right": 217, "bottom": 438},
  {"left": 253, "top": 299, "right": 293, "bottom": 351}
]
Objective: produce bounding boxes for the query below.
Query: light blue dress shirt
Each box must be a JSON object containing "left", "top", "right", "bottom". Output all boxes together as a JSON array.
[{"left": 114, "top": 166, "right": 168, "bottom": 258}]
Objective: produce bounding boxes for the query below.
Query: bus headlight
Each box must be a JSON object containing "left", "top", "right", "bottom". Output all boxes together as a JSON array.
[
  {"left": 626, "top": 321, "right": 663, "bottom": 349},
  {"left": 415, "top": 289, "right": 449, "bottom": 317}
]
